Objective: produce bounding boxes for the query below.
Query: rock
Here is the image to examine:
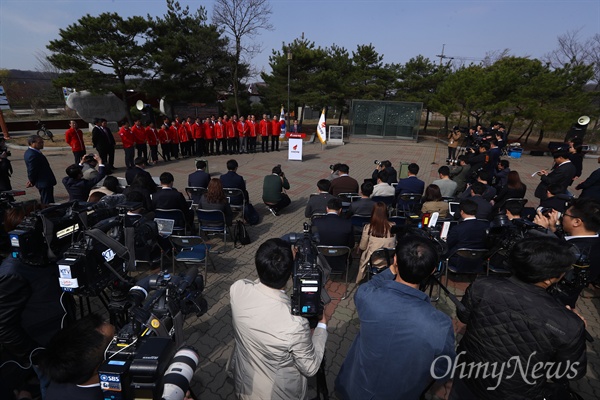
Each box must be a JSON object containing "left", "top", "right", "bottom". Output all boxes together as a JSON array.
[{"left": 66, "top": 90, "right": 127, "bottom": 123}]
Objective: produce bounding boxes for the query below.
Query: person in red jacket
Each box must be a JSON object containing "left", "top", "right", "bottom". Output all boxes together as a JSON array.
[
  {"left": 178, "top": 122, "right": 189, "bottom": 158},
  {"left": 270, "top": 115, "right": 280, "bottom": 152},
  {"left": 118, "top": 121, "right": 136, "bottom": 168},
  {"left": 192, "top": 117, "right": 204, "bottom": 157},
  {"left": 131, "top": 118, "right": 147, "bottom": 160},
  {"left": 145, "top": 122, "right": 160, "bottom": 164},
  {"left": 231, "top": 115, "right": 240, "bottom": 154},
  {"left": 64, "top": 120, "right": 86, "bottom": 164},
  {"left": 184, "top": 117, "right": 194, "bottom": 157},
  {"left": 248, "top": 114, "right": 258, "bottom": 154},
  {"left": 224, "top": 115, "right": 235, "bottom": 155},
  {"left": 157, "top": 123, "right": 171, "bottom": 161},
  {"left": 237, "top": 116, "right": 249, "bottom": 154},
  {"left": 168, "top": 121, "right": 180, "bottom": 159},
  {"left": 204, "top": 117, "right": 214, "bottom": 155},
  {"left": 214, "top": 116, "right": 225, "bottom": 155},
  {"left": 259, "top": 114, "right": 270, "bottom": 153}
]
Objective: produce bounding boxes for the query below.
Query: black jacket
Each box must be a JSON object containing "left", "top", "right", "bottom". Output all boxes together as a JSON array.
[
  {"left": 456, "top": 276, "right": 586, "bottom": 399},
  {"left": 62, "top": 166, "right": 106, "bottom": 201}
]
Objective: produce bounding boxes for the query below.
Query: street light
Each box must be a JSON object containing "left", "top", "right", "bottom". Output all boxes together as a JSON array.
[{"left": 287, "top": 48, "right": 292, "bottom": 132}]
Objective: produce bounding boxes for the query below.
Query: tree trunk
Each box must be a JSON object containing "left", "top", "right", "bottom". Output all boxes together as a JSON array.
[
  {"left": 422, "top": 109, "right": 430, "bottom": 134},
  {"left": 517, "top": 120, "right": 534, "bottom": 142},
  {"left": 536, "top": 128, "right": 545, "bottom": 146},
  {"left": 233, "top": 39, "right": 241, "bottom": 116}
]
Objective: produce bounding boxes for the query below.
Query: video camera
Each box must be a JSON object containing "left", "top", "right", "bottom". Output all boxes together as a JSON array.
[
  {"left": 288, "top": 223, "right": 330, "bottom": 318},
  {"left": 99, "top": 267, "right": 207, "bottom": 400}
]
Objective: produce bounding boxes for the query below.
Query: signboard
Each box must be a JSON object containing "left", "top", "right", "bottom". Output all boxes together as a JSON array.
[
  {"left": 288, "top": 138, "right": 303, "bottom": 161},
  {"left": 328, "top": 125, "right": 344, "bottom": 145},
  {"left": 0, "top": 86, "right": 10, "bottom": 110}
]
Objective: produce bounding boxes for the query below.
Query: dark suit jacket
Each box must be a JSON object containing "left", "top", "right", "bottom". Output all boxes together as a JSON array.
[
  {"left": 576, "top": 167, "right": 600, "bottom": 201},
  {"left": 188, "top": 170, "right": 210, "bottom": 189},
  {"left": 24, "top": 148, "right": 56, "bottom": 188},
  {"left": 152, "top": 187, "right": 193, "bottom": 224},
  {"left": 62, "top": 166, "right": 106, "bottom": 201},
  {"left": 347, "top": 197, "right": 375, "bottom": 217},
  {"left": 312, "top": 213, "right": 355, "bottom": 271},
  {"left": 92, "top": 125, "right": 115, "bottom": 151},
  {"left": 469, "top": 195, "right": 493, "bottom": 220},
  {"left": 126, "top": 167, "right": 153, "bottom": 186},
  {"left": 305, "top": 193, "right": 335, "bottom": 217},
  {"left": 534, "top": 161, "right": 577, "bottom": 199},
  {"left": 395, "top": 176, "right": 425, "bottom": 197},
  {"left": 329, "top": 175, "right": 359, "bottom": 196},
  {"left": 445, "top": 219, "right": 489, "bottom": 272},
  {"left": 220, "top": 171, "right": 249, "bottom": 203}
]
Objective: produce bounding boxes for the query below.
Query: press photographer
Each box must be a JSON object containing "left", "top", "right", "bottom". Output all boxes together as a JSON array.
[
  {"left": 227, "top": 238, "right": 329, "bottom": 399},
  {"left": 371, "top": 160, "right": 398, "bottom": 184}
]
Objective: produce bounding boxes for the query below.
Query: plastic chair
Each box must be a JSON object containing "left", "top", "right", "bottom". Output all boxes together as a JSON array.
[
  {"left": 310, "top": 213, "right": 328, "bottom": 223},
  {"left": 185, "top": 187, "right": 207, "bottom": 205},
  {"left": 338, "top": 192, "right": 359, "bottom": 214},
  {"left": 169, "top": 235, "right": 213, "bottom": 285},
  {"left": 154, "top": 209, "right": 187, "bottom": 235},
  {"left": 223, "top": 187, "right": 245, "bottom": 219},
  {"left": 317, "top": 245, "right": 352, "bottom": 300},
  {"left": 444, "top": 248, "right": 489, "bottom": 292},
  {"left": 372, "top": 195, "right": 395, "bottom": 215},
  {"left": 196, "top": 209, "right": 229, "bottom": 251},
  {"left": 397, "top": 193, "right": 422, "bottom": 216},
  {"left": 350, "top": 214, "right": 371, "bottom": 242},
  {"left": 388, "top": 216, "right": 406, "bottom": 227},
  {"left": 367, "top": 247, "right": 395, "bottom": 277}
]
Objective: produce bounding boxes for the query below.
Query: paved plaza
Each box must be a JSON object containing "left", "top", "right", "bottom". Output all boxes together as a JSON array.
[{"left": 6, "top": 135, "right": 600, "bottom": 399}]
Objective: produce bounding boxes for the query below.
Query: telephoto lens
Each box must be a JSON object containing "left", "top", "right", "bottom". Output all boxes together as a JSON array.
[{"left": 161, "top": 347, "right": 200, "bottom": 400}]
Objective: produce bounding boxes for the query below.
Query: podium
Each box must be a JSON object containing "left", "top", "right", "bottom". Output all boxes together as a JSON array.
[{"left": 286, "top": 133, "right": 305, "bottom": 161}]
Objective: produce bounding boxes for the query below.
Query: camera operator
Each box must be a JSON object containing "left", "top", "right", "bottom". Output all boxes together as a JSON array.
[
  {"left": 0, "top": 213, "right": 68, "bottom": 398},
  {"left": 228, "top": 238, "right": 329, "bottom": 399},
  {"left": 0, "top": 138, "right": 12, "bottom": 191},
  {"left": 534, "top": 197, "right": 600, "bottom": 307},
  {"left": 335, "top": 236, "right": 455, "bottom": 399},
  {"left": 371, "top": 160, "right": 397, "bottom": 185},
  {"left": 62, "top": 154, "right": 107, "bottom": 202},
  {"left": 262, "top": 165, "right": 291, "bottom": 216},
  {"left": 39, "top": 314, "right": 114, "bottom": 400},
  {"left": 449, "top": 237, "right": 587, "bottom": 400}
]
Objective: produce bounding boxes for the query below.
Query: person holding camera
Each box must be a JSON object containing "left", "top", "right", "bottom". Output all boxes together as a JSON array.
[
  {"left": 371, "top": 160, "right": 398, "bottom": 185},
  {"left": 449, "top": 237, "right": 587, "bottom": 400},
  {"left": 336, "top": 236, "right": 455, "bottom": 399},
  {"left": 262, "top": 165, "right": 290, "bottom": 216},
  {"left": 447, "top": 126, "right": 462, "bottom": 162},
  {"left": 228, "top": 238, "right": 329, "bottom": 399},
  {"left": 62, "top": 154, "right": 107, "bottom": 202}
]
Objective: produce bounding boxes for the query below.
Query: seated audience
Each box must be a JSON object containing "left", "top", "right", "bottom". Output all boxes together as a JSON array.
[
  {"left": 123, "top": 174, "right": 154, "bottom": 211},
  {"left": 420, "top": 184, "right": 449, "bottom": 218},
  {"left": 445, "top": 199, "right": 489, "bottom": 272},
  {"left": 431, "top": 166, "right": 457, "bottom": 198},
  {"left": 305, "top": 179, "right": 335, "bottom": 218},
  {"left": 220, "top": 159, "right": 249, "bottom": 205},
  {"left": 466, "top": 182, "right": 493, "bottom": 220},
  {"left": 355, "top": 202, "right": 396, "bottom": 283},
  {"left": 539, "top": 183, "right": 570, "bottom": 213},
  {"left": 371, "top": 170, "right": 395, "bottom": 198},
  {"left": 312, "top": 198, "right": 355, "bottom": 272},
  {"left": 329, "top": 164, "right": 359, "bottom": 196},
  {"left": 347, "top": 182, "right": 375, "bottom": 217},
  {"left": 493, "top": 159, "right": 510, "bottom": 189},
  {"left": 492, "top": 170, "right": 526, "bottom": 212},
  {"left": 199, "top": 178, "right": 233, "bottom": 226},
  {"left": 152, "top": 172, "right": 194, "bottom": 231},
  {"left": 449, "top": 155, "right": 471, "bottom": 195},
  {"left": 371, "top": 160, "right": 397, "bottom": 185}
]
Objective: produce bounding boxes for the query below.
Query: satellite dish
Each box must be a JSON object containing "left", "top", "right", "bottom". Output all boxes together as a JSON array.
[
  {"left": 136, "top": 100, "right": 145, "bottom": 111},
  {"left": 578, "top": 115, "right": 590, "bottom": 126}
]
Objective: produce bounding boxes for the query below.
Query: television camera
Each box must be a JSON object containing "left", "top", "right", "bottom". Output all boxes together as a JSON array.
[
  {"left": 287, "top": 223, "right": 331, "bottom": 318},
  {"left": 99, "top": 267, "right": 207, "bottom": 400}
]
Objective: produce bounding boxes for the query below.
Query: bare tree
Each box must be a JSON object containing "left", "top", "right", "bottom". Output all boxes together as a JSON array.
[
  {"left": 212, "top": 0, "right": 273, "bottom": 115},
  {"left": 544, "top": 28, "right": 591, "bottom": 69}
]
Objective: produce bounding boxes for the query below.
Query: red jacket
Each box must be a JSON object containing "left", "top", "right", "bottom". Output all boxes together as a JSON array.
[
  {"left": 270, "top": 120, "right": 280, "bottom": 136},
  {"left": 237, "top": 121, "right": 249, "bottom": 137},
  {"left": 169, "top": 125, "right": 179, "bottom": 144},
  {"left": 192, "top": 123, "right": 203, "bottom": 139},
  {"left": 225, "top": 120, "right": 235, "bottom": 139},
  {"left": 178, "top": 125, "right": 189, "bottom": 143},
  {"left": 119, "top": 127, "right": 135, "bottom": 148},
  {"left": 214, "top": 122, "right": 224, "bottom": 139},
  {"left": 185, "top": 122, "right": 193, "bottom": 141},
  {"left": 259, "top": 119, "right": 270, "bottom": 136},
  {"left": 146, "top": 127, "right": 159, "bottom": 146},
  {"left": 131, "top": 124, "right": 146, "bottom": 145},
  {"left": 204, "top": 121, "right": 214, "bottom": 140},
  {"left": 248, "top": 121, "right": 257, "bottom": 137},
  {"left": 65, "top": 127, "right": 86, "bottom": 152},
  {"left": 158, "top": 127, "right": 169, "bottom": 144}
]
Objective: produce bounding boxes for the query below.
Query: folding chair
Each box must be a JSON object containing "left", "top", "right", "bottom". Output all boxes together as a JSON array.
[
  {"left": 317, "top": 245, "right": 352, "bottom": 300},
  {"left": 443, "top": 248, "right": 488, "bottom": 294},
  {"left": 350, "top": 214, "right": 371, "bottom": 242},
  {"left": 154, "top": 209, "right": 187, "bottom": 235},
  {"left": 185, "top": 187, "right": 207, "bottom": 205},
  {"left": 223, "top": 187, "right": 245, "bottom": 219},
  {"left": 371, "top": 195, "right": 395, "bottom": 216},
  {"left": 196, "top": 209, "right": 229, "bottom": 251},
  {"left": 169, "top": 235, "right": 213, "bottom": 285},
  {"left": 338, "top": 192, "right": 359, "bottom": 215},
  {"left": 397, "top": 193, "right": 422, "bottom": 216},
  {"left": 367, "top": 247, "right": 395, "bottom": 277}
]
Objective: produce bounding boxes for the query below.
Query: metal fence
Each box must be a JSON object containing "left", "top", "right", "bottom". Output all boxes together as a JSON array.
[{"left": 350, "top": 100, "right": 422, "bottom": 140}]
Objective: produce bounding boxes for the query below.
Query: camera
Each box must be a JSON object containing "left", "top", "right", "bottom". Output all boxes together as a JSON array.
[
  {"left": 99, "top": 267, "right": 207, "bottom": 400},
  {"left": 289, "top": 223, "right": 330, "bottom": 318},
  {"left": 549, "top": 248, "right": 591, "bottom": 307},
  {"left": 374, "top": 160, "right": 382, "bottom": 166}
]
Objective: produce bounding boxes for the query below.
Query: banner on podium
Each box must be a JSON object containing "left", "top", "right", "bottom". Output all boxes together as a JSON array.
[{"left": 288, "top": 137, "right": 303, "bottom": 161}]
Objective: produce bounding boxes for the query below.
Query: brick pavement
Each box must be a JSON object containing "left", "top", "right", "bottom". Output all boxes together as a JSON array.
[{"left": 6, "top": 137, "right": 600, "bottom": 399}]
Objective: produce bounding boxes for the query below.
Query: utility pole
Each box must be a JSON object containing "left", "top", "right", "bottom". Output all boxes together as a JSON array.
[{"left": 435, "top": 44, "right": 454, "bottom": 66}]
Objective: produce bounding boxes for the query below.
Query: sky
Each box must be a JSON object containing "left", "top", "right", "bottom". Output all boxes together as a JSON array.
[{"left": 0, "top": 0, "right": 599, "bottom": 79}]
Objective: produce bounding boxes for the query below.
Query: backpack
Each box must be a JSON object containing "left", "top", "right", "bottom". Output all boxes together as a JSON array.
[{"left": 233, "top": 220, "right": 251, "bottom": 247}]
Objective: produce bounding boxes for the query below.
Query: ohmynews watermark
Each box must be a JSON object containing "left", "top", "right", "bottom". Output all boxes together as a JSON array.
[{"left": 431, "top": 351, "right": 580, "bottom": 390}]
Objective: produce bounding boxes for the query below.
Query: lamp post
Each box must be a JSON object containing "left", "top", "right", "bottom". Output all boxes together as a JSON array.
[{"left": 287, "top": 48, "right": 292, "bottom": 132}]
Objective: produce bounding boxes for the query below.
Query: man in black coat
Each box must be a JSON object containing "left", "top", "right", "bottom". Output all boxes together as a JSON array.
[
  {"left": 445, "top": 199, "right": 489, "bottom": 272},
  {"left": 62, "top": 154, "right": 107, "bottom": 201},
  {"left": 188, "top": 159, "right": 210, "bottom": 189},
  {"left": 312, "top": 198, "right": 355, "bottom": 272},
  {"left": 125, "top": 157, "right": 153, "bottom": 187},
  {"left": 24, "top": 135, "right": 56, "bottom": 204},
  {"left": 534, "top": 149, "right": 577, "bottom": 201},
  {"left": 92, "top": 118, "right": 116, "bottom": 172},
  {"left": 305, "top": 179, "right": 335, "bottom": 218},
  {"left": 220, "top": 159, "right": 249, "bottom": 205},
  {"left": 347, "top": 182, "right": 375, "bottom": 217},
  {"left": 152, "top": 172, "right": 194, "bottom": 232}
]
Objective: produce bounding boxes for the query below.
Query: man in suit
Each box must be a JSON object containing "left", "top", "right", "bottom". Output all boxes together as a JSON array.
[
  {"left": 92, "top": 118, "right": 116, "bottom": 173},
  {"left": 347, "top": 182, "right": 375, "bottom": 217},
  {"left": 228, "top": 238, "right": 328, "bottom": 400},
  {"left": 62, "top": 154, "right": 106, "bottom": 201},
  {"left": 467, "top": 182, "right": 493, "bottom": 220},
  {"left": 329, "top": 164, "right": 359, "bottom": 196},
  {"left": 395, "top": 163, "right": 425, "bottom": 211},
  {"left": 445, "top": 199, "right": 489, "bottom": 272},
  {"left": 125, "top": 156, "right": 153, "bottom": 186},
  {"left": 534, "top": 149, "right": 577, "bottom": 201},
  {"left": 305, "top": 179, "right": 335, "bottom": 218},
  {"left": 220, "top": 159, "right": 249, "bottom": 205},
  {"left": 152, "top": 172, "right": 194, "bottom": 231},
  {"left": 312, "top": 198, "right": 355, "bottom": 272},
  {"left": 188, "top": 159, "right": 210, "bottom": 189},
  {"left": 24, "top": 135, "right": 56, "bottom": 204}
]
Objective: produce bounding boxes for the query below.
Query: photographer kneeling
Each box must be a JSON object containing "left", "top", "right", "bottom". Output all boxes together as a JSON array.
[{"left": 227, "top": 238, "right": 329, "bottom": 399}]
